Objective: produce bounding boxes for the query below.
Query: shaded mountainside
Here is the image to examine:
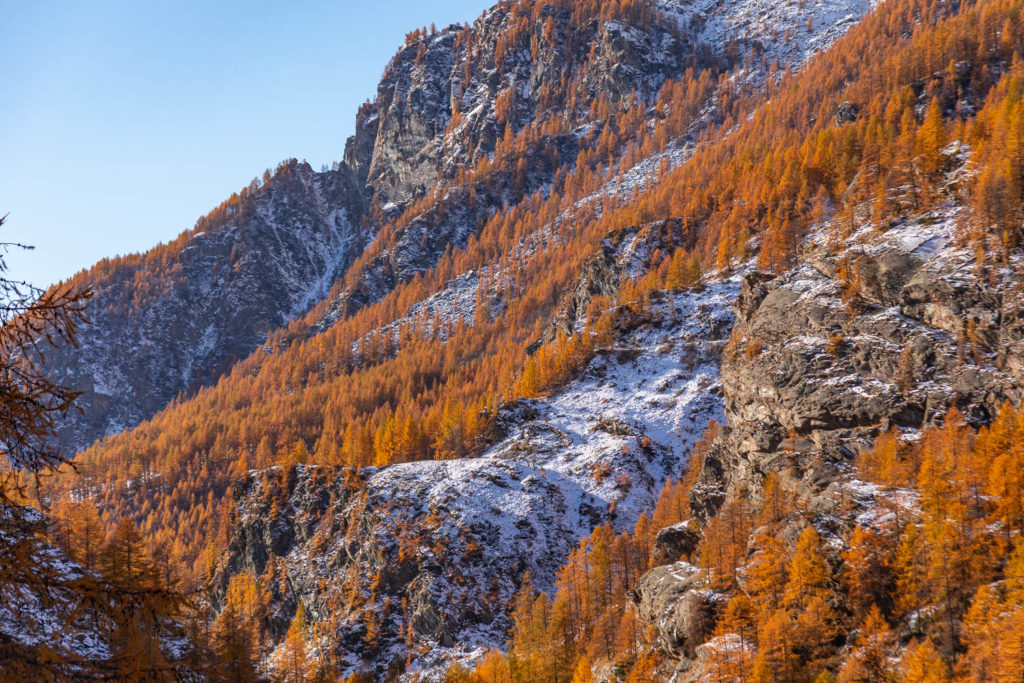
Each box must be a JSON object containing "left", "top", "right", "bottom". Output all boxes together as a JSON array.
[
  {"left": 0, "top": 504, "right": 204, "bottom": 680},
  {"left": 49, "top": 160, "right": 366, "bottom": 453}
]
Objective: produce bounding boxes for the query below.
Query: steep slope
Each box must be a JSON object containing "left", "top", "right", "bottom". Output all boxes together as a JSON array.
[
  {"left": 47, "top": 0, "right": 715, "bottom": 453},
  {"left": 215, "top": 271, "right": 738, "bottom": 678},
  {"left": 48, "top": 0, "right": 879, "bottom": 458},
  {"left": 49, "top": 160, "right": 365, "bottom": 453},
  {"left": 43, "top": 0, "right": 904, "bottom": 677},
  {"left": 635, "top": 203, "right": 1024, "bottom": 680},
  {"left": 318, "top": 0, "right": 878, "bottom": 323}
]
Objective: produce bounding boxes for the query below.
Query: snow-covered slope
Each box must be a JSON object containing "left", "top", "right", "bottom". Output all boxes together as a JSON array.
[
  {"left": 661, "top": 0, "right": 878, "bottom": 74},
  {"left": 217, "top": 274, "right": 738, "bottom": 677}
]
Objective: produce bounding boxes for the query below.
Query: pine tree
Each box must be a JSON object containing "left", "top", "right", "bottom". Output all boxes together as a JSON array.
[
  {"left": 895, "top": 522, "right": 924, "bottom": 617},
  {"left": 212, "top": 570, "right": 262, "bottom": 682},
  {"left": 571, "top": 657, "right": 594, "bottom": 683},
  {"left": 746, "top": 534, "right": 789, "bottom": 613},
  {"left": 784, "top": 527, "right": 839, "bottom": 664},
  {"left": 708, "top": 594, "right": 756, "bottom": 681},
  {"left": 71, "top": 499, "right": 106, "bottom": 572},
  {"left": 752, "top": 608, "right": 798, "bottom": 683},
  {"left": 783, "top": 527, "right": 832, "bottom": 611}
]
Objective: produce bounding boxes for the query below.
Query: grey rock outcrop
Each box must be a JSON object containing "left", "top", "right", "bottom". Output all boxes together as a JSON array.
[
  {"left": 652, "top": 520, "right": 702, "bottom": 566},
  {"left": 639, "top": 209, "right": 1024, "bottom": 671},
  {"left": 692, "top": 212, "right": 1024, "bottom": 523},
  {"left": 633, "top": 562, "right": 720, "bottom": 659}
]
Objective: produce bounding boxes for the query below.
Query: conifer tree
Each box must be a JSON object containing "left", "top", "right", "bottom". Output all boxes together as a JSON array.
[
  {"left": 900, "top": 639, "right": 948, "bottom": 683},
  {"left": 102, "top": 520, "right": 181, "bottom": 679},
  {"left": 274, "top": 604, "right": 311, "bottom": 683},
  {"left": 916, "top": 97, "right": 948, "bottom": 179},
  {"left": 836, "top": 606, "right": 893, "bottom": 683},
  {"left": 842, "top": 525, "right": 894, "bottom": 621},
  {"left": 212, "top": 592, "right": 260, "bottom": 683}
]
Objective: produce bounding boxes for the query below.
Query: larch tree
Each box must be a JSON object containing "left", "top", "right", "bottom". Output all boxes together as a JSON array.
[
  {"left": 0, "top": 214, "right": 103, "bottom": 678},
  {"left": 916, "top": 97, "right": 948, "bottom": 180},
  {"left": 102, "top": 519, "right": 184, "bottom": 679},
  {"left": 900, "top": 639, "right": 949, "bottom": 683},
  {"left": 836, "top": 605, "right": 893, "bottom": 683},
  {"left": 274, "top": 603, "right": 312, "bottom": 683}
]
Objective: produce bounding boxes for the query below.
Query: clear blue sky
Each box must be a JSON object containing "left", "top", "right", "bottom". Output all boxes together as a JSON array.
[{"left": 0, "top": 0, "right": 491, "bottom": 289}]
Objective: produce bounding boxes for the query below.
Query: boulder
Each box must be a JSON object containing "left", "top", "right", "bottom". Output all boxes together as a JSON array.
[
  {"left": 651, "top": 520, "right": 702, "bottom": 566},
  {"left": 633, "top": 562, "right": 720, "bottom": 658}
]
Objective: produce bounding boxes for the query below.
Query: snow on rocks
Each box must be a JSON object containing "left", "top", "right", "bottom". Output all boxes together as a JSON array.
[{"left": 221, "top": 275, "right": 740, "bottom": 678}]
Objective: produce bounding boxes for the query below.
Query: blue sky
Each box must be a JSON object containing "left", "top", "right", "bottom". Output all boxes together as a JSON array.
[{"left": 0, "top": 1, "right": 490, "bottom": 289}]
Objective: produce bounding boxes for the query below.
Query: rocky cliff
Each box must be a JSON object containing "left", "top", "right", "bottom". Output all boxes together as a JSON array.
[{"left": 633, "top": 201, "right": 1024, "bottom": 678}]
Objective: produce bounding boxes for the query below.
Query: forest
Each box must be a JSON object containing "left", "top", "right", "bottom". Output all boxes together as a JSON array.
[{"left": 4, "top": 0, "right": 1024, "bottom": 678}]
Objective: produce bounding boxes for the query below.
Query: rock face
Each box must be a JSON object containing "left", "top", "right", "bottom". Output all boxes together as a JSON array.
[
  {"left": 48, "top": 160, "right": 366, "bottom": 453},
  {"left": 691, "top": 210, "right": 1024, "bottom": 523},
  {"left": 633, "top": 562, "right": 720, "bottom": 659},
  {"left": 216, "top": 277, "right": 740, "bottom": 676},
  {"left": 547, "top": 219, "right": 700, "bottom": 342},
  {"left": 344, "top": 9, "right": 700, "bottom": 206},
  {"left": 636, "top": 207, "right": 1024, "bottom": 670},
  {"left": 318, "top": 0, "right": 878, "bottom": 325},
  {"left": 316, "top": 5, "right": 712, "bottom": 326},
  {"left": 651, "top": 520, "right": 702, "bottom": 566}
]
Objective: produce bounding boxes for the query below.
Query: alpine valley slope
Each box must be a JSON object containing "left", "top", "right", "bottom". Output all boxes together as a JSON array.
[
  {"left": 45, "top": 0, "right": 1007, "bottom": 679},
  {"left": 48, "top": 0, "right": 872, "bottom": 457}
]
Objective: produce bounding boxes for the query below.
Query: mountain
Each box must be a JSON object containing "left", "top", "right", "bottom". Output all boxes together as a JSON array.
[
  {"left": 213, "top": 251, "right": 737, "bottom": 676},
  {"left": 48, "top": 0, "right": 873, "bottom": 457},
  {"left": 48, "top": 160, "right": 366, "bottom": 453},
  {"left": 28, "top": 0, "right": 1024, "bottom": 679}
]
